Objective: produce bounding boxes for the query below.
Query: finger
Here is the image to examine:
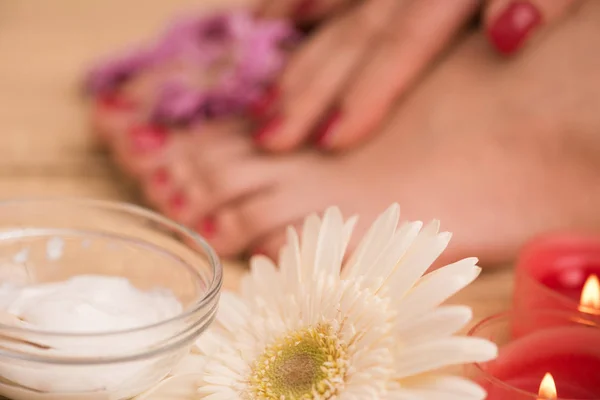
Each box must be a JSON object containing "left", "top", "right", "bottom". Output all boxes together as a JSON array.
[
  {"left": 259, "top": 0, "right": 317, "bottom": 21},
  {"left": 306, "top": 0, "right": 357, "bottom": 22},
  {"left": 317, "top": 0, "right": 479, "bottom": 150},
  {"left": 249, "top": 8, "right": 346, "bottom": 122},
  {"left": 259, "top": 0, "right": 353, "bottom": 23},
  {"left": 253, "top": 0, "right": 399, "bottom": 151},
  {"left": 485, "top": 0, "right": 580, "bottom": 56},
  {"left": 253, "top": 0, "right": 385, "bottom": 113}
]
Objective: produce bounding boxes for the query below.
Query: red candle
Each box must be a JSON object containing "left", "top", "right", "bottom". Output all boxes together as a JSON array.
[
  {"left": 513, "top": 233, "right": 600, "bottom": 320},
  {"left": 465, "top": 310, "right": 600, "bottom": 399}
]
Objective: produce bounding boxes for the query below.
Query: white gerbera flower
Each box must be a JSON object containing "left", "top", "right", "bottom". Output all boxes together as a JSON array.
[{"left": 136, "top": 204, "right": 498, "bottom": 400}]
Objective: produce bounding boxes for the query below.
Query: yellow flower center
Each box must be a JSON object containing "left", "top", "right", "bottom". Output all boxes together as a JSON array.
[{"left": 247, "top": 324, "right": 349, "bottom": 400}]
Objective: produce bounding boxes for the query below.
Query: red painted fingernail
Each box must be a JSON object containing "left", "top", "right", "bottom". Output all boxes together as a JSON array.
[
  {"left": 151, "top": 167, "right": 170, "bottom": 186},
  {"left": 198, "top": 216, "right": 217, "bottom": 238},
  {"left": 248, "top": 85, "right": 280, "bottom": 120},
  {"left": 253, "top": 114, "right": 283, "bottom": 144},
  {"left": 250, "top": 248, "right": 267, "bottom": 257},
  {"left": 129, "top": 124, "right": 168, "bottom": 153},
  {"left": 487, "top": 1, "right": 542, "bottom": 56},
  {"left": 97, "top": 92, "right": 137, "bottom": 111},
  {"left": 168, "top": 191, "right": 186, "bottom": 212},
  {"left": 294, "top": 0, "right": 316, "bottom": 19},
  {"left": 313, "top": 108, "right": 341, "bottom": 147}
]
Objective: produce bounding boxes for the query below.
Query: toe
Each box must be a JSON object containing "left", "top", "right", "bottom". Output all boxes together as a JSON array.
[
  {"left": 189, "top": 161, "right": 286, "bottom": 257},
  {"left": 195, "top": 208, "right": 243, "bottom": 258},
  {"left": 140, "top": 119, "right": 256, "bottom": 229},
  {"left": 151, "top": 137, "right": 202, "bottom": 223},
  {"left": 186, "top": 120, "right": 253, "bottom": 168},
  {"left": 141, "top": 165, "right": 173, "bottom": 206},
  {"left": 90, "top": 92, "right": 140, "bottom": 143},
  {"left": 204, "top": 181, "right": 327, "bottom": 257},
  {"left": 138, "top": 126, "right": 199, "bottom": 209},
  {"left": 193, "top": 150, "right": 340, "bottom": 257},
  {"left": 202, "top": 158, "right": 282, "bottom": 210},
  {"left": 247, "top": 221, "right": 304, "bottom": 261},
  {"left": 113, "top": 123, "right": 175, "bottom": 177},
  {"left": 128, "top": 123, "right": 170, "bottom": 155}
]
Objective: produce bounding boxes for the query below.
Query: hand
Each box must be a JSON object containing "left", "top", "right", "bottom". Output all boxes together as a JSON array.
[
  {"left": 485, "top": 0, "right": 578, "bottom": 55},
  {"left": 250, "top": 0, "right": 581, "bottom": 152},
  {"left": 256, "top": 0, "right": 357, "bottom": 24}
]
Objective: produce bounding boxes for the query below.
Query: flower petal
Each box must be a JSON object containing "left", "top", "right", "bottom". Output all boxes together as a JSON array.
[
  {"left": 360, "top": 220, "right": 424, "bottom": 291},
  {"left": 395, "top": 305, "right": 473, "bottom": 346},
  {"left": 300, "top": 213, "right": 322, "bottom": 281},
  {"left": 394, "top": 259, "right": 480, "bottom": 321},
  {"left": 86, "top": 48, "right": 154, "bottom": 94},
  {"left": 343, "top": 204, "right": 400, "bottom": 279},
  {"left": 188, "top": 204, "right": 490, "bottom": 400},
  {"left": 399, "top": 374, "right": 487, "bottom": 400},
  {"left": 339, "top": 385, "right": 392, "bottom": 400},
  {"left": 242, "top": 255, "right": 281, "bottom": 305},
  {"left": 314, "top": 206, "right": 346, "bottom": 277},
  {"left": 341, "top": 215, "right": 359, "bottom": 263},
  {"left": 387, "top": 221, "right": 451, "bottom": 303},
  {"left": 132, "top": 373, "right": 201, "bottom": 399},
  {"left": 213, "top": 291, "right": 250, "bottom": 334},
  {"left": 394, "top": 337, "right": 498, "bottom": 378},
  {"left": 194, "top": 329, "right": 228, "bottom": 357},
  {"left": 170, "top": 353, "right": 209, "bottom": 375},
  {"left": 279, "top": 226, "right": 302, "bottom": 288}
]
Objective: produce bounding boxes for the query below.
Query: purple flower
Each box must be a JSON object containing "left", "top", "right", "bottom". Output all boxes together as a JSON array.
[
  {"left": 86, "top": 10, "right": 300, "bottom": 125},
  {"left": 154, "top": 12, "right": 236, "bottom": 65},
  {"left": 86, "top": 48, "right": 154, "bottom": 94},
  {"left": 151, "top": 79, "right": 205, "bottom": 126}
]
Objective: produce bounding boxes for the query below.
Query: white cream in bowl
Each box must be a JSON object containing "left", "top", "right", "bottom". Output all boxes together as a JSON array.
[{"left": 0, "top": 275, "right": 185, "bottom": 397}]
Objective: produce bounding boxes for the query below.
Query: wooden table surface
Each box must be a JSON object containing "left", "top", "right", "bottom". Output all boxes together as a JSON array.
[{"left": 0, "top": 0, "right": 514, "bottom": 324}]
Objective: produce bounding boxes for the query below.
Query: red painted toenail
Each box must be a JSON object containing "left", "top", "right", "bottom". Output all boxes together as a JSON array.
[
  {"left": 129, "top": 124, "right": 168, "bottom": 153},
  {"left": 168, "top": 191, "right": 186, "bottom": 212},
  {"left": 487, "top": 1, "right": 542, "bottom": 56},
  {"left": 151, "top": 168, "right": 170, "bottom": 186},
  {"left": 313, "top": 108, "right": 341, "bottom": 147},
  {"left": 198, "top": 216, "right": 217, "bottom": 238},
  {"left": 293, "top": 0, "right": 316, "bottom": 19},
  {"left": 97, "top": 92, "right": 137, "bottom": 111},
  {"left": 253, "top": 114, "right": 283, "bottom": 144},
  {"left": 248, "top": 85, "right": 280, "bottom": 120}
]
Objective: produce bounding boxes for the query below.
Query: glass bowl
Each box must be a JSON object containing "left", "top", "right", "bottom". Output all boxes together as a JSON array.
[{"left": 0, "top": 198, "right": 222, "bottom": 399}]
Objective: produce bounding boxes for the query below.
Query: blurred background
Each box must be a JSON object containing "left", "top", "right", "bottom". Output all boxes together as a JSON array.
[{"left": 0, "top": 1, "right": 231, "bottom": 199}]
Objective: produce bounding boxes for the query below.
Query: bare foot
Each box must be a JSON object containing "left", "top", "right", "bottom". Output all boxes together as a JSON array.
[
  {"left": 87, "top": 12, "right": 295, "bottom": 178},
  {"left": 145, "top": 1, "right": 600, "bottom": 265}
]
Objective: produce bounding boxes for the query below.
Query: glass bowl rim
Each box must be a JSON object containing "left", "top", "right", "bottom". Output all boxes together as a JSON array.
[
  {"left": 467, "top": 309, "right": 600, "bottom": 400},
  {"left": 0, "top": 197, "right": 223, "bottom": 337}
]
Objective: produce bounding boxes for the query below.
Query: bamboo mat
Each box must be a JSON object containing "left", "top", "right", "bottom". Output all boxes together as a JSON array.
[{"left": 0, "top": 0, "right": 513, "bottom": 320}]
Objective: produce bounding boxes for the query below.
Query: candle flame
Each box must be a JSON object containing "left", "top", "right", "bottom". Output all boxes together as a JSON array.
[
  {"left": 580, "top": 274, "right": 600, "bottom": 309},
  {"left": 538, "top": 373, "right": 557, "bottom": 399}
]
